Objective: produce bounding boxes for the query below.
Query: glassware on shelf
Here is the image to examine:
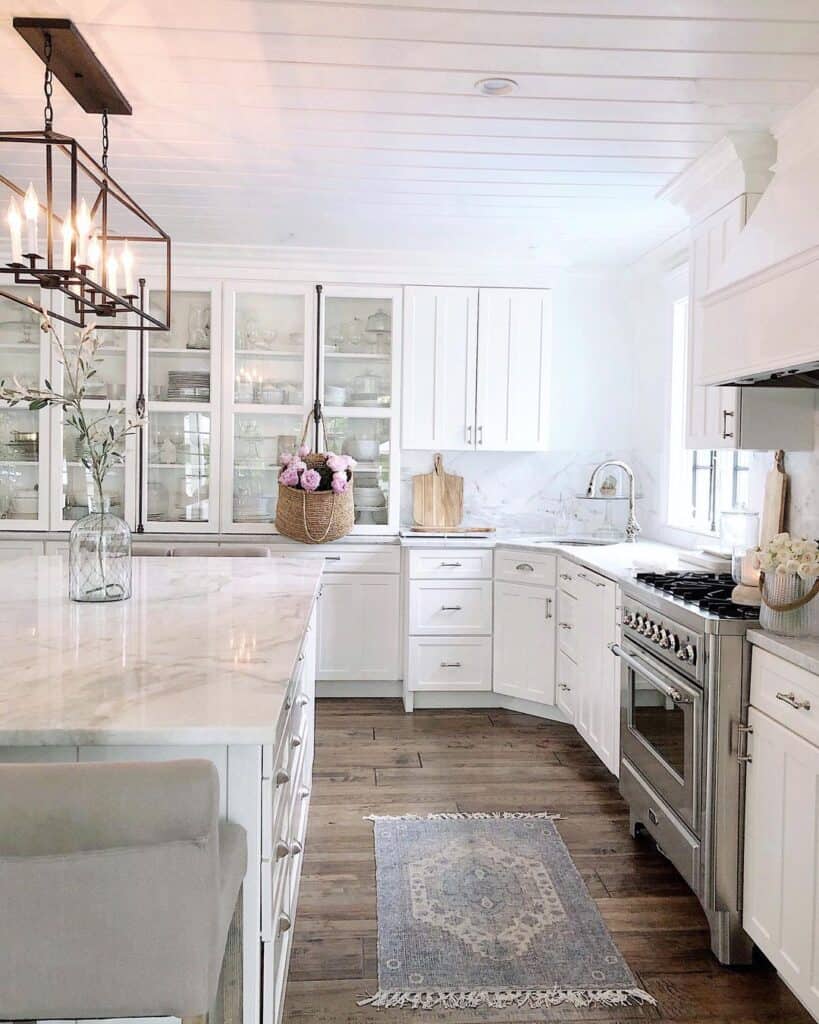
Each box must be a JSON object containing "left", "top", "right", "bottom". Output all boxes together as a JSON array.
[
  {"left": 187, "top": 304, "right": 210, "bottom": 350},
  {"left": 147, "top": 411, "right": 211, "bottom": 524},
  {"left": 366, "top": 308, "right": 391, "bottom": 334}
]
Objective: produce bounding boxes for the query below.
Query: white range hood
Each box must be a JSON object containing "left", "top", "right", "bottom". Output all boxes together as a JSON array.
[{"left": 701, "top": 88, "right": 819, "bottom": 386}]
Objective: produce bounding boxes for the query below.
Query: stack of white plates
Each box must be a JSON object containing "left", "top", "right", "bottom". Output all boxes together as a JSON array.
[{"left": 167, "top": 370, "right": 210, "bottom": 402}]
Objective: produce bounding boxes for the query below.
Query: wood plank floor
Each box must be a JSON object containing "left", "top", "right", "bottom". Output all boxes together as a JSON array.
[{"left": 284, "top": 699, "right": 811, "bottom": 1024}]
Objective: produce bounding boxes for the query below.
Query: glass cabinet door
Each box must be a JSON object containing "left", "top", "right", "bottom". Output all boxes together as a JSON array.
[
  {"left": 145, "top": 284, "right": 220, "bottom": 531},
  {"left": 321, "top": 287, "right": 401, "bottom": 532},
  {"left": 0, "top": 287, "right": 50, "bottom": 529},
  {"left": 223, "top": 285, "right": 311, "bottom": 532}
]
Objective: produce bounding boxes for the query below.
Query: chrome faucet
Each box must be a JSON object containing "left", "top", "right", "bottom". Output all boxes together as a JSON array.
[{"left": 586, "top": 460, "right": 640, "bottom": 543}]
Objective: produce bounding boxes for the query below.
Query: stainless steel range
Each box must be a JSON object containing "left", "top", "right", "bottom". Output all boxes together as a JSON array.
[{"left": 611, "top": 571, "right": 759, "bottom": 965}]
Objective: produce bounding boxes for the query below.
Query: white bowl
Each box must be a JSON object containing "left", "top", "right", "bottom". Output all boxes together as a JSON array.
[
  {"left": 325, "top": 385, "right": 347, "bottom": 404},
  {"left": 347, "top": 439, "right": 380, "bottom": 462},
  {"left": 354, "top": 486, "right": 386, "bottom": 507}
]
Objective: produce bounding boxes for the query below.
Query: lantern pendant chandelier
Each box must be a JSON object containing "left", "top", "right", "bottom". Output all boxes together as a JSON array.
[{"left": 0, "top": 18, "right": 170, "bottom": 331}]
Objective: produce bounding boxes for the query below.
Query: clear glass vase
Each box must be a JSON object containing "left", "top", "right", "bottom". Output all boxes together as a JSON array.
[
  {"left": 759, "top": 571, "right": 819, "bottom": 638},
  {"left": 68, "top": 495, "right": 132, "bottom": 603}
]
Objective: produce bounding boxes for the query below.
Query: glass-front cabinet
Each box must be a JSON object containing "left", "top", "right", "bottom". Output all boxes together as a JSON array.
[
  {"left": 0, "top": 279, "right": 401, "bottom": 534},
  {"left": 222, "top": 284, "right": 313, "bottom": 532},
  {"left": 321, "top": 287, "right": 401, "bottom": 532},
  {"left": 144, "top": 283, "right": 220, "bottom": 532},
  {"left": 0, "top": 288, "right": 50, "bottom": 529}
]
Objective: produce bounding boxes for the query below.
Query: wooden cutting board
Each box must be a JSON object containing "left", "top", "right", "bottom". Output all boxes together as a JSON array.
[
  {"left": 760, "top": 449, "right": 788, "bottom": 546},
  {"left": 412, "top": 454, "right": 464, "bottom": 529}
]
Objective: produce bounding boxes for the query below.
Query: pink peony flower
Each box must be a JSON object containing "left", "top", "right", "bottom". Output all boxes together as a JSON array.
[
  {"left": 298, "top": 443, "right": 311, "bottom": 458},
  {"left": 290, "top": 458, "right": 307, "bottom": 473},
  {"left": 346, "top": 455, "right": 357, "bottom": 470},
  {"left": 279, "top": 465, "right": 299, "bottom": 487},
  {"left": 331, "top": 472, "right": 348, "bottom": 494},
  {"left": 326, "top": 453, "right": 346, "bottom": 473},
  {"left": 279, "top": 451, "right": 294, "bottom": 466},
  {"left": 301, "top": 468, "right": 321, "bottom": 491}
]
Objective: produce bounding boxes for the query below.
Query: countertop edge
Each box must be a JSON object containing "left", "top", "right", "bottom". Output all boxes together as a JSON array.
[{"left": 747, "top": 628, "right": 819, "bottom": 676}]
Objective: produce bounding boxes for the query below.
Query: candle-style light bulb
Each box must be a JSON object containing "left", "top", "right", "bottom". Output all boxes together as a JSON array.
[
  {"left": 61, "top": 212, "right": 73, "bottom": 268},
  {"left": 75, "top": 198, "right": 91, "bottom": 266},
  {"left": 107, "top": 253, "right": 118, "bottom": 295},
  {"left": 121, "top": 240, "right": 134, "bottom": 295},
  {"left": 6, "top": 197, "right": 23, "bottom": 264},
  {"left": 87, "top": 233, "right": 101, "bottom": 275},
  {"left": 23, "top": 183, "right": 39, "bottom": 256}
]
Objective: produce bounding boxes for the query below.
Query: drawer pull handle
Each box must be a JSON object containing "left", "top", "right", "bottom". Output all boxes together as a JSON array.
[
  {"left": 558, "top": 683, "right": 571, "bottom": 691},
  {"left": 559, "top": 573, "right": 572, "bottom": 581},
  {"left": 300, "top": 787, "right": 311, "bottom": 799},
  {"left": 648, "top": 808, "right": 659, "bottom": 826},
  {"left": 291, "top": 735, "right": 303, "bottom": 748},
  {"left": 440, "top": 661, "right": 462, "bottom": 668},
  {"left": 516, "top": 562, "right": 534, "bottom": 572},
  {"left": 441, "top": 561, "right": 463, "bottom": 567},
  {"left": 776, "top": 691, "right": 811, "bottom": 711},
  {"left": 291, "top": 840, "right": 304, "bottom": 856},
  {"left": 545, "top": 596, "right": 553, "bottom": 620},
  {"left": 577, "top": 571, "right": 606, "bottom": 588},
  {"left": 278, "top": 912, "right": 292, "bottom": 934},
  {"left": 326, "top": 555, "right": 342, "bottom": 561},
  {"left": 275, "top": 769, "right": 290, "bottom": 787},
  {"left": 441, "top": 605, "right": 462, "bottom": 611},
  {"left": 275, "top": 840, "right": 290, "bottom": 860},
  {"left": 559, "top": 622, "right": 573, "bottom": 630}
]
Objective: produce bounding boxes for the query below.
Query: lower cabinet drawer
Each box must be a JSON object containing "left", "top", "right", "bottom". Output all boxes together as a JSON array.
[
  {"left": 408, "top": 547, "right": 493, "bottom": 580},
  {"left": 408, "top": 636, "right": 492, "bottom": 692},
  {"left": 556, "top": 649, "right": 576, "bottom": 721},
  {"left": 495, "top": 548, "right": 557, "bottom": 587},
  {"left": 409, "top": 580, "right": 492, "bottom": 635},
  {"left": 620, "top": 759, "right": 701, "bottom": 894},
  {"left": 751, "top": 647, "right": 819, "bottom": 748}
]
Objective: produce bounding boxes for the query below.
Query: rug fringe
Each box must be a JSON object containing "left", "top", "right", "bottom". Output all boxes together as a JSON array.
[
  {"left": 363, "top": 811, "right": 561, "bottom": 822},
  {"left": 357, "top": 986, "right": 656, "bottom": 1009}
]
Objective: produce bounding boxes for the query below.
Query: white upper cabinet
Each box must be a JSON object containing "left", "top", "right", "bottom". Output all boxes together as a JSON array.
[
  {"left": 402, "top": 287, "right": 551, "bottom": 453},
  {"left": 685, "top": 197, "right": 745, "bottom": 451},
  {"left": 402, "top": 287, "right": 478, "bottom": 451},
  {"left": 476, "top": 289, "right": 552, "bottom": 452}
]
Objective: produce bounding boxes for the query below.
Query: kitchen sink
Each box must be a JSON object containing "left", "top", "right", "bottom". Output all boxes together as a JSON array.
[{"left": 527, "top": 536, "right": 623, "bottom": 547}]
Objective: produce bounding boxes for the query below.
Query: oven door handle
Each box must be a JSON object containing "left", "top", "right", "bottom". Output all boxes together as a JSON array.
[{"left": 608, "top": 642, "right": 692, "bottom": 704}]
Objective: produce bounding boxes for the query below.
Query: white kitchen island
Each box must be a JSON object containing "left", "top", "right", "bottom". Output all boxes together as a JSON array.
[{"left": 0, "top": 554, "right": 322, "bottom": 1024}]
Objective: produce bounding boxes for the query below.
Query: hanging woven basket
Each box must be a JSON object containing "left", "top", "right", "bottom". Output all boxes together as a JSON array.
[{"left": 275, "top": 415, "right": 354, "bottom": 544}]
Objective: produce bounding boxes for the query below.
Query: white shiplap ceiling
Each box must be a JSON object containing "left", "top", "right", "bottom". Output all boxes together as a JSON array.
[{"left": 1, "top": 0, "right": 819, "bottom": 265}]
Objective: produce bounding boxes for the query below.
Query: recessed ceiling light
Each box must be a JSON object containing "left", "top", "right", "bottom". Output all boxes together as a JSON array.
[{"left": 475, "top": 77, "right": 518, "bottom": 96}]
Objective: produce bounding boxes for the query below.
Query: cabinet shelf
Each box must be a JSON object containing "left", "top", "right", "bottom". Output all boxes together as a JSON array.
[
  {"left": 235, "top": 349, "right": 302, "bottom": 360},
  {"left": 149, "top": 347, "right": 211, "bottom": 357},
  {"left": 325, "top": 351, "right": 390, "bottom": 361}
]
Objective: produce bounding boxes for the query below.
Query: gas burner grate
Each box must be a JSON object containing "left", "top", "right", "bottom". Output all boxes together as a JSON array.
[{"left": 634, "top": 571, "right": 758, "bottom": 619}]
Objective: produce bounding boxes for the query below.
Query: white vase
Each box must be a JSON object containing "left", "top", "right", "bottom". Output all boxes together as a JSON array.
[{"left": 759, "top": 571, "right": 819, "bottom": 638}]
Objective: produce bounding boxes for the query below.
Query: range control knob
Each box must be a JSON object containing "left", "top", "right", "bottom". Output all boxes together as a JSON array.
[
  {"left": 634, "top": 614, "right": 645, "bottom": 631},
  {"left": 677, "top": 643, "right": 697, "bottom": 664},
  {"left": 622, "top": 611, "right": 634, "bottom": 628},
  {"left": 667, "top": 633, "right": 679, "bottom": 653},
  {"left": 658, "top": 628, "right": 670, "bottom": 649},
  {"left": 651, "top": 623, "right": 662, "bottom": 643},
  {"left": 642, "top": 619, "right": 655, "bottom": 637}
]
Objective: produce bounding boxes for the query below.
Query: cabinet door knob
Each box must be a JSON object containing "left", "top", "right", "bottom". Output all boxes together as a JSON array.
[
  {"left": 299, "top": 787, "right": 311, "bottom": 800},
  {"left": 297, "top": 695, "right": 310, "bottom": 707},
  {"left": 776, "top": 690, "right": 811, "bottom": 711},
  {"left": 278, "top": 912, "right": 292, "bottom": 934},
  {"left": 290, "top": 839, "right": 304, "bottom": 856},
  {"left": 291, "top": 734, "right": 303, "bottom": 748},
  {"left": 275, "top": 840, "right": 290, "bottom": 860},
  {"left": 275, "top": 769, "right": 290, "bottom": 787}
]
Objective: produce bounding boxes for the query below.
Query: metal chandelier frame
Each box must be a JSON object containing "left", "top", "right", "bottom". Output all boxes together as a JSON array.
[{"left": 1, "top": 19, "right": 171, "bottom": 332}]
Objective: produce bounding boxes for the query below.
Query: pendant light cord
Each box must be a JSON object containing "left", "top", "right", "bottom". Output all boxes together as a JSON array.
[
  {"left": 101, "top": 108, "right": 109, "bottom": 174},
  {"left": 42, "top": 32, "right": 53, "bottom": 132}
]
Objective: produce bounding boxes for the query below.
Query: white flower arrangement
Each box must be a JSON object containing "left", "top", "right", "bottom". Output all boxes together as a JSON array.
[{"left": 752, "top": 532, "right": 819, "bottom": 579}]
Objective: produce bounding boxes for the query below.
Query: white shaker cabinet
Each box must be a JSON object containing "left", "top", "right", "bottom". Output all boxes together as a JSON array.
[
  {"left": 317, "top": 573, "right": 400, "bottom": 682},
  {"left": 493, "top": 581, "right": 556, "bottom": 705},
  {"left": 743, "top": 708, "right": 819, "bottom": 1020},
  {"left": 402, "top": 287, "right": 551, "bottom": 452},
  {"left": 402, "top": 287, "right": 478, "bottom": 450},
  {"left": 476, "top": 289, "right": 552, "bottom": 451}
]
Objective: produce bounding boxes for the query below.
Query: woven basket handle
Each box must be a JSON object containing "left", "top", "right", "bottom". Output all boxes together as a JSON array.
[
  {"left": 759, "top": 570, "right": 819, "bottom": 612},
  {"left": 299, "top": 411, "right": 329, "bottom": 454},
  {"left": 301, "top": 491, "right": 337, "bottom": 544}
]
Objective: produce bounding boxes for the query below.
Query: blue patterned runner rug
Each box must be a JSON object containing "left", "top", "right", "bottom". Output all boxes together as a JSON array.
[{"left": 360, "top": 811, "right": 656, "bottom": 1011}]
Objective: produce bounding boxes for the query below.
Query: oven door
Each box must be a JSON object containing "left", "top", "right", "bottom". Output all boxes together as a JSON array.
[{"left": 612, "top": 639, "right": 702, "bottom": 834}]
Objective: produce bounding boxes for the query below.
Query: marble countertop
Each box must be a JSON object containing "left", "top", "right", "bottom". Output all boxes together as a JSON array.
[
  {"left": 0, "top": 555, "right": 323, "bottom": 746},
  {"left": 748, "top": 629, "right": 819, "bottom": 676}
]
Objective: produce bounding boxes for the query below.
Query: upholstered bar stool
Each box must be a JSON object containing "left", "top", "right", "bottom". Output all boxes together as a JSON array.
[{"left": 0, "top": 759, "right": 247, "bottom": 1024}]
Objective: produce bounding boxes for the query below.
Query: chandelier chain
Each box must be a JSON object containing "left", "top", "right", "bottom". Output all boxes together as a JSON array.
[
  {"left": 43, "top": 32, "right": 54, "bottom": 132},
  {"left": 101, "top": 108, "right": 109, "bottom": 174}
]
